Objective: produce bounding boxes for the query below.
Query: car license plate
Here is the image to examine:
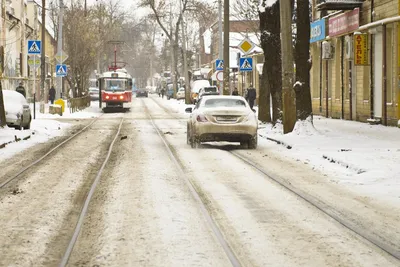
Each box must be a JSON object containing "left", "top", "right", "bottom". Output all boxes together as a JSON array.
[{"left": 216, "top": 116, "right": 237, "bottom": 121}]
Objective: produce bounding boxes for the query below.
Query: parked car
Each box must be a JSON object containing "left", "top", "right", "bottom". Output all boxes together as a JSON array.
[
  {"left": 190, "top": 79, "right": 210, "bottom": 104},
  {"left": 186, "top": 95, "right": 258, "bottom": 149},
  {"left": 136, "top": 88, "right": 148, "bottom": 97},
  {"left": 88, "top": 87, "right": 99, "bottom": 101},
  {"left": 176, "top": 87, "right": 186, "bottom": 100},
  {"left": 2, "top": 90, "right": 32, "bottom": 130},
  {"left": 194, "top": 86, "right": 219, "bottom": 103}
]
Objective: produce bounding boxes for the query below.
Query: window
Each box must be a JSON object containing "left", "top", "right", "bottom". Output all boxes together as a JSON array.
[{"left": 204, "top": 98, "right": 246, "bottom": 108}]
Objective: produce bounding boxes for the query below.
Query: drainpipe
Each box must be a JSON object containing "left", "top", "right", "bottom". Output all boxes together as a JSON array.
[
  {"left": 319, "top": 42, "right": 323, "bottom": 113},
  {"left": 326, "top": 60, "right": 329, "bottom": 118},
  {"left": 383, "top": 24, "right": 387, "bottom": 125},
  {"left": 370, "top": 0, "right": 375, "bottom": 119},
  {"left": 341, "top": 37, "right": 345, "bottom": 119},
  {"left": 349, "top": 56, "right": 353, "bottom": 120}
]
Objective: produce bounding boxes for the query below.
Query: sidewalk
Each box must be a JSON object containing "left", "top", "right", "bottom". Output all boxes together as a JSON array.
[{"left": 259, "top": 116, "right": 400, "bottom": 204}]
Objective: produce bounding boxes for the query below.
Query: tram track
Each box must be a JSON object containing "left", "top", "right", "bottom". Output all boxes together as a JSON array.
[
  {"left": 59, "top": 117, "right": 124, "bottom": 267},
  {"left": 141, "top": 98, "right": 242, "bottom": 267},
  {"left": 0, "top": 115, "right": 103, "bottom": 190},
  {"left": 146, "top": 96, "right": 400, "bottom": 263}
]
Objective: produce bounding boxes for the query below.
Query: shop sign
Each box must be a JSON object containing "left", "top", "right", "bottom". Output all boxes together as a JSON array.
[
  {"left": 310, "top": 19, "right": 326, "bottom": 43},
  {"left": 328, "top": 8, "right": 359, "bottom": 37},
  {"left": 354, "top": 34, "right": 368, "bottom": 65}
]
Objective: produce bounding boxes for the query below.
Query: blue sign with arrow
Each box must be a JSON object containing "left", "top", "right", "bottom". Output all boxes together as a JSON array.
[
  {"left": 239, "top": 57, "right": 253, "bottom": 72},
  {"left": 27, "top": 40, "right": 41, "bottom": 55},
  {"left": 56, "top": 64, "right": 67, "bottom": 77}
]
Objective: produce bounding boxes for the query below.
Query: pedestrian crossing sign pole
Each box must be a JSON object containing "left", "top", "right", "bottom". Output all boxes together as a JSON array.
[{"left": 239, "top": 57, "right": 253, "bottom": 72}]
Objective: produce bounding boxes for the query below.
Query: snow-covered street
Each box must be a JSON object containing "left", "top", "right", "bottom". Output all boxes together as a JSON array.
[{"left": 0, "top": 96, "right": 399, "bottom": 266}]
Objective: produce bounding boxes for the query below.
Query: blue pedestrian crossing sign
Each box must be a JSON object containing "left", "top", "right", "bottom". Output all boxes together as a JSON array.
[
  {"left": 27, "top": 40, "right": 41, "bottom": 55},
  {"left": 216, "top": 59, "right": 224, "bottom": 71},
  {"left": 56, "top": 64, "right": 67, "bottom": 77},
  {"left": 239, "top": 57, "right": 253, "bottom": 72}
]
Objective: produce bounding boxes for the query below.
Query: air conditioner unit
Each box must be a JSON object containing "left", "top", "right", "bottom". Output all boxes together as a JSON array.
[
  {"left": 345, "top": 35, "right": 353, "bottom": 59},
  {"left": 322, "top": 41, "right": 333, "bottom": 59}
]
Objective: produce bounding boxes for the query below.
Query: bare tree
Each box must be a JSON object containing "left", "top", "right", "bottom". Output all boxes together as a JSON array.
[
  {"left": 259, "top": 1, "right": 281, "bottom": 123},
  {"left": 63, "top": 2, "right": 97, "bottom": 96},
  {"left": 293, "top": 0, "right": 312, "bottom": 121}
]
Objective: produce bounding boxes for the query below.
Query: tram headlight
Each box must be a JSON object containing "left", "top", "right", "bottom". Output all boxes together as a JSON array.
[
  {"left": 105, "top": 95, "right": 110, "bottom": 99},
  {"left": 119, "top": 95, "right": 124, "bottom": 100}
]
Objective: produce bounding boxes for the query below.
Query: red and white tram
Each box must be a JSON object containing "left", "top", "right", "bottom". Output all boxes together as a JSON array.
[{"left": 98, "top": 68, "right": 133, "bottom": 111}]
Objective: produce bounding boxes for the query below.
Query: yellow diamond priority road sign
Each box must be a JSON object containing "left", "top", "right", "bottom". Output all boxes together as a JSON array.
[{"left": 238, "top": 38, "right": 255, "bottom": 55}]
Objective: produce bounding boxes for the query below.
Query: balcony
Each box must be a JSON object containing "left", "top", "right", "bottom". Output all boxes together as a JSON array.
[{"left": 316, "top": 0, "right": 363, "bottom": 11}]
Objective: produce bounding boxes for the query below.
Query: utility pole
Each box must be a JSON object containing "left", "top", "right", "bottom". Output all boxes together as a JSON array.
[
  {"left": 40, "top": 0, "right": 46, "bottom": 113},
  {"left": 20, "top": 0, "right": 26, "bottom": 80},
  {"left": 0, "top": 0, "right": 6, "bottom": 127},
  {"left": 218, "top": 0, "right": 223, "bottom": 95},
  {"left": 280, "top": 0, "right": 296, "bottom": 133},
  {"left": 56, "top": 0, "right": 64, "bottom": 99},
  {"left": 179, "top": 0, "right": 190, "bottom": 104},
  {"left": 223, "top": 0, "right": 230, "bottom": 95},
  {"left": 169, "top": 2, "right": 177, "bottom": 98}
]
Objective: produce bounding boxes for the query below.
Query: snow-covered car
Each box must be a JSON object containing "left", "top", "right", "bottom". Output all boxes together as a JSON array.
[
  {"left": 2, "top": 90, "right": 32, "bottom": 130},
  {"left": 194, "top": 86, "right": 219, "bottom": 103},
  {"left": 186, "top": 95, "right": 257, "bottom": 149},
  {"left": 88, "top": 87, "right": 99, "bottom": 101},
  {"left": 176, "top": 87, "right": 185, "bottom": 100}
]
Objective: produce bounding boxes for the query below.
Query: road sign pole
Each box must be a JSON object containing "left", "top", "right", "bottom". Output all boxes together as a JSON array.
[{"left": 33, "top": 55, "right": 36, "bottom": 119}]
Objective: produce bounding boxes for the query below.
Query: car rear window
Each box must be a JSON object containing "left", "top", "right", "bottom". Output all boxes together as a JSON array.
[
  {"left": 204, "top": 87, "right": 217, "bottom": 93},
  {"left": 204, "top": 98, "right": 246, "bottom": 108}
]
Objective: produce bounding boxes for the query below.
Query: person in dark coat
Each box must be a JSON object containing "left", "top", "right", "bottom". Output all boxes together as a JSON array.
[
  {"left": 16, "top": 82, "right": 26, "bottom": 98},
  {"left": 232, "top": 87, "right": 239, "bottom": 96},
  {"left": 49, "top": 86, "right": 56, "bottom": 104},
  {"left": 246, "top": 84, "right": 257, "bottom": 110}
]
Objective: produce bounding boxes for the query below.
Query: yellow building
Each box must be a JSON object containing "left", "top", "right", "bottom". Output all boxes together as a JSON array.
[{"left": 310, "top": 0, "right": 400, "bottom": 126}]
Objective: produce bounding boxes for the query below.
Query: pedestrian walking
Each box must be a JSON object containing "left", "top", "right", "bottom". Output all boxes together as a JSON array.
[
  {"left": 161, "top": 88, "right": 165, "bottom": 99},
  {"left": 246, "top": 84, "right": 257, "bottom": 111},
  {"left": 49, "top": 85, "right": 56, "bottom": 104},
  {"left": 16, "top": 82, "right": 26, "bottom": 98},
  {"left": 232, "top": 87, "right": 239, "bottom": 96}
]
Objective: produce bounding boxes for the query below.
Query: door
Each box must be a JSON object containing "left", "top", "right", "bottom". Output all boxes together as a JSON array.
[{"left": 374, "top": 32, "right": 383, "bottom": 118}]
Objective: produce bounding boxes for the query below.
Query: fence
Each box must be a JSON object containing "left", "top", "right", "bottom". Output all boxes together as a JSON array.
[{"left": 68, "top": 95, "right": 91, "bottom": 113}]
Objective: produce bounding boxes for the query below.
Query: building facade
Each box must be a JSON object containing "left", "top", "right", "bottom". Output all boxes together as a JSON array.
[{"left": 310, "top": 0, "right": 400, "bottom": 126}]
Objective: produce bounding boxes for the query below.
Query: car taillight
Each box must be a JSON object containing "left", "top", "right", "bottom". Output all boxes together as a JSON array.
[{"left": 196, "top": 114, "right": 208, "bottom": 122}]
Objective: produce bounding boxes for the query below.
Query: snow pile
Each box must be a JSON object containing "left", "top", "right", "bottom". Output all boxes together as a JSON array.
[
  {"left": 260, "top": 116, "right": 400, "bottom": 203},
  {"left": 259, "top": 0, "right": 278, "bottom": 12},
  {"left": 0, "top": 119, "right": 70, "bottom": 161}
]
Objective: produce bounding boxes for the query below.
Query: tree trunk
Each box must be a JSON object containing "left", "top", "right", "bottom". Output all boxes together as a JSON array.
[
  {"left": 0, "top": 80, "right": 6, "bottom": 127},
  {"left": 294, "top": 0, "right": 313, "bottom": 121},
  {"left": 258, "top": 63, "right": 271, "bottom": 122},
  {"left": 259, "top": 1, "right": 282, "bottom": 124}
]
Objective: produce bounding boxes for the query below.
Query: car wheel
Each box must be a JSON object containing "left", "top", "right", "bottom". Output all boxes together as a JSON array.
[
  {"left": 248, "top": 134, "right": 258, "bottom": 149},
  {"left": 25, "top": 116, "right": 32, "bottom": 130}
]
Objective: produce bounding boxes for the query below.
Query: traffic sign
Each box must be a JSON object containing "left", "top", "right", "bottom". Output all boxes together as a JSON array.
[
  {"left": 216, "top": 71, "right": 223, "bottom": 82},
  {"left": 216, "top": 59, "right": 224, "bottom": 71},
  {"left": 55, "top": 50, "right": 69, "bottom": 63},
  {"left": 239, "top": 57, "right": 253, "bottom": 72},
  {"left": 238, "top": 38, "right": 255, "bottom": 55},
  {"left": 28, "top": 56, "right": 40, "bottom": 69},
  {"left": 56, "top": 64, "right": 67, "bottom": 77},
  {"left": 27, "top": 40, "right": 41, "bottom": 55}
]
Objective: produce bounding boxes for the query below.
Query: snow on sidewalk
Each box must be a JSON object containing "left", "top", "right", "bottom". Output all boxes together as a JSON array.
[
  {"left": 0, "top": 101, "right": 102, "bottom": 161},
  {"left": 259, "top": 116, "right": 400, "bottom": 204}
]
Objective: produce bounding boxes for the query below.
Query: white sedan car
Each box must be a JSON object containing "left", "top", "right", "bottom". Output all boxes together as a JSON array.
[
  {"left": 176, "top": 87, "right": 185, "bottom": 100},
  {"left": 186, "top": 95, "right": 258, "bottom": 149},
  {"left": 2, "top": 90, "right": 32, "bottom": 130}
]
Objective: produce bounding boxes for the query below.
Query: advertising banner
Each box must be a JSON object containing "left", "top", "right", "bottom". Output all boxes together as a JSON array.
[
  {"left": 310, "top": 19, "right": 326, "bottom": 43},
  {"left": 329, "top": 8, "right": 359, "bottom": 37},
  {"left": 354, "top": 34, "right": 368, "bottom": 65}
]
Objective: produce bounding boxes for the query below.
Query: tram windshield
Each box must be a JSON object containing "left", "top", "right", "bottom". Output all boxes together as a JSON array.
[{"left": 104, "top": 78, "right": 126, "bottom": 92}]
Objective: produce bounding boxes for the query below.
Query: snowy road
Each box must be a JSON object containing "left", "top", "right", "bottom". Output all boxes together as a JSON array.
[{"left": 0, "top": 96, "right": 399, "bottom": 266}]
